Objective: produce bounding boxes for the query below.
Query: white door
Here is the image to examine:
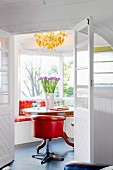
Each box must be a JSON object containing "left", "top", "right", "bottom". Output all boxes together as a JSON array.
[
  {"left": 74, "top": 16, "right": 94, "bottom": 162},
  {"left": 0, "top": 30, "right": 14, "bottom": 168}
]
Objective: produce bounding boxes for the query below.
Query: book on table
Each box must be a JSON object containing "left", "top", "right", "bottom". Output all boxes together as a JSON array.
[{"left": 49, "top": 106, "right": 69, "bottom": 111}]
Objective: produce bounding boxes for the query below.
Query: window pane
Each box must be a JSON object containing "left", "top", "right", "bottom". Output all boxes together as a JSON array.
[
  {"left": 63, "top": 57, "right": 74, "bottom": 97},
  {"left": 76, "top": 86, "right": 88, "bottom": 108},
  {"left": 94, "top": 51, "right": 113, "bottom": 62},
  {"left": 94, "top": 50, "right": 113, "bottom": 86},
  {"left": 94, "top": 62, "right": 113, "bottom": 73},
  {"left": 94, "top": 74, "right": 113, "bottom": 85},
  {"left": 77, "top": 94, "right": 88, "bottom": 108},
  {"left": 0, "top": 72, "right": 8, "bottom": 92},
  {"left": 0, "top": 51, "right": 8, "bottom": 70},
  {"left": 20, "top": 55, "right": 60, "bottom": 99},
  {"left": 0, "top": 37, "right": 8, "bottom": 49},
  {"left": 77, "top": 51, "right": 88, "bottom": 68},
  {"left": 77, "top": 69, "right": 88, "bottom": 85},
  {"left": 0, "top": 94, "right": 8, "bottom": 104},
  {"left": 94, "top": 33, "right": 113, "bottom": 87}
]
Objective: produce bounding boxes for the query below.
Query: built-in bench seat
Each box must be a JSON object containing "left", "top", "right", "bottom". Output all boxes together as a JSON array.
[
  {"left": 15, "top": 100, "right": 36, "bottom": 123},
  {"left": 15, "top": 100, "right": 37, "bottom": 145},
  {"left": 15, "top": 114, "right": 32, "bottom": 122}
]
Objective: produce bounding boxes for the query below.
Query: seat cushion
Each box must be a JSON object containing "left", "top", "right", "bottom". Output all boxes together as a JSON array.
[
  {"left": 15, "top": 115, "right": 32, "bottom": 122},
  {"left": 32, "top": 115, "right": 65, "bottom": 138},
  {"left": 32, "top": 115, "right": 66, "bottom": 121}
]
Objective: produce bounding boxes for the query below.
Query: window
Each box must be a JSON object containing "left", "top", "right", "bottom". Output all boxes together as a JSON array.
[
  {"left": 19, "top": 53, "right": 74, "bottom": 106},
  {"left": 63, "top": 57, "right": 74, "bottom": 97},
  {"left": 94, "top": 50, "right": 113, "bottom": 86},
  {"left": 20, "top": 54, "right": 60, "bottom": 99},
  {"left": 94, "top": 33, "right": 113, "bottom": 87}
]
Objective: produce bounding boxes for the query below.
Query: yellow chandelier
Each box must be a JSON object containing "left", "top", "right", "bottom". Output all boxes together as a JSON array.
[{"left": 34, "top": 31, "right": 67, "bottom": 50}]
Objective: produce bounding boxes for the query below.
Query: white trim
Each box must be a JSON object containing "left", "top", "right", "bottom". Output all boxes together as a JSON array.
[
  {"left": 76, "top": 40, "right": 88, "bottom": 49},
  {"left": 88, "top": 16, "right": 94, "bottom": 162},
  {"left": 74, "top": 18, "right": 88, "bottom": 32},
  {"left": 59, "top": 56, "right": 64, "bottom": 98}
]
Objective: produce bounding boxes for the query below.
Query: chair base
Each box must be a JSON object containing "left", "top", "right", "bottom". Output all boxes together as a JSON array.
[
  {"left": 32, "top": 138, "right": 64, "bottom": 164},
  {"left": 32, "top": 151, "right": 64, "bottom": 164}
]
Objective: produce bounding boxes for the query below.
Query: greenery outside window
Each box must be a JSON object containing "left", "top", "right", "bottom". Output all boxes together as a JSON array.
[{"left": 63, "top": 57, "right": 74, "bottom": 97}]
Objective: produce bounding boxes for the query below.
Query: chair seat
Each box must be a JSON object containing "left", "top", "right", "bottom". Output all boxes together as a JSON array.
[
  {"left": 32, "top": 115, "right": 65, "bottom": 139},
  {"left": 32, "top": 115, "right": 65, "bottom": 121}
]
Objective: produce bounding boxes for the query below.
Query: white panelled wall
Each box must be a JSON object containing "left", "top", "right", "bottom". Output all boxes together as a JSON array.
[{"left": 94, "top": 88, "right": 113, "bottom": 165}]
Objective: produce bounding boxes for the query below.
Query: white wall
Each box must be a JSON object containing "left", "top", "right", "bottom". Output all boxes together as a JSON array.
[{"left": 94, "top": 87, "right": 113, "bottom": 164}]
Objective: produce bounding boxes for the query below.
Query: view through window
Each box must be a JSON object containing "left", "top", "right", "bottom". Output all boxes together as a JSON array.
[{"left": 20, "top": 55, "right": 60, "bottom": 99}]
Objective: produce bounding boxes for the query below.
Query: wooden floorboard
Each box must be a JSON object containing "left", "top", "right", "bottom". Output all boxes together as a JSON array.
[{"left": 10, "top": 138, "right": 74, "bottom": 170}]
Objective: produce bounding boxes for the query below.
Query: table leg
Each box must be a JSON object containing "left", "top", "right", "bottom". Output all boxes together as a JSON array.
[
  {"left": 62, "top": 131, "right": 74, "bottom": 147},
  {"left": 36, "top": 139, "right": 46, "bottom": 153}
]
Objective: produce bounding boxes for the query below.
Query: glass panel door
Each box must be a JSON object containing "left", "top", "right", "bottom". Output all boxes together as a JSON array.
[
  {"left": 0, "top": 31, "right": 14, "bottom": 168},
  {"left": 74, "top": 16, "right": 94, "bottom": 162}
]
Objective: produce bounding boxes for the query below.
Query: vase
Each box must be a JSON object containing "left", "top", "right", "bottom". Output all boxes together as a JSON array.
[{"left": 45, "top": 93, "right": 54, "bottom": 109}]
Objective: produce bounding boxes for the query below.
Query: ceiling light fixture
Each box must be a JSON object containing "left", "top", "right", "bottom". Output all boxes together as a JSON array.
[{"left": 34, "top": 31, "right": 67, "bottom": 50}]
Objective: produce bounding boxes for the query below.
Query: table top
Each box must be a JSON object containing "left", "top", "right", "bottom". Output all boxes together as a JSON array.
[{"left": 22, "top": 107, "right": 74, "bottom": 117}]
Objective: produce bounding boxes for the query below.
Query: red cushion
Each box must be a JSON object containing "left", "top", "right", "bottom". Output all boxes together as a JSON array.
[
  {"left": 32, "top": 115, "right": 65, "bottom": 138},
  {"left": 15, "top": 116, "right": 32, "bottom": 122},
  {"left": 19, "top": 100, "right": 36, "bottom": 114},
  {"left": 32, "top": 115, "right": 65, "bottom": 121},
  {"left": 19, "top": 100, "right": 36, "bottom": 109}
]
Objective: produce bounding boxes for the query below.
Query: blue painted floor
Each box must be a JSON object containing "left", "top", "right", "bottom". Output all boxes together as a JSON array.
[{"left": 10, "top": 138, "right": 74, "bottom": 170}]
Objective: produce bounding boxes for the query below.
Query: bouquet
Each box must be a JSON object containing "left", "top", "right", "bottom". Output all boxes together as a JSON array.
[{"left": 38, "top": 76, "right": 60, "bottom": 93}]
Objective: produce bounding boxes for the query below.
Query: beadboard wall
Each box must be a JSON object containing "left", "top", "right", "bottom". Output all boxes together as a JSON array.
[{"left": 94, "top": 87, "right": 113, "bottom": 164}]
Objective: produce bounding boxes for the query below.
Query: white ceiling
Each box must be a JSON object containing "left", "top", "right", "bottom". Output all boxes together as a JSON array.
[
  {"left": 0, "top": 0, "right": 112, "bottom": 51},
  {"left": 0, "top": 0, "right": 35, "bottom": 6},
  {"left": 0, "top": 0, "right": 113, "bottom": 34}
]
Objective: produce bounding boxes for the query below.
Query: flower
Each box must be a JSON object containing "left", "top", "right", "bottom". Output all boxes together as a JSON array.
[{"left": 38, "top": 76, "right": 60, "bottom": 93}]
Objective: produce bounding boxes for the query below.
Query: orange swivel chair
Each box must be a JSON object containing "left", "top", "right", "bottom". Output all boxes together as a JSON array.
[{"left": 32, "top": 115, "right": 66, "bottom": 164}]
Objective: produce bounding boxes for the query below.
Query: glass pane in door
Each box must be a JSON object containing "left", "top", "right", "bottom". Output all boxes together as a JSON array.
[
  {"left": 0, "top": 37, "right": 9, "bottom": 104},
  {"left": 76, "top": 27, "right": 88, "bottom": 108},
  {"left": 0, "top": 37, "right": 8, "bottom": 49},
  {"left": 94, "top": 33, "right": 113, "bottom": 87}
]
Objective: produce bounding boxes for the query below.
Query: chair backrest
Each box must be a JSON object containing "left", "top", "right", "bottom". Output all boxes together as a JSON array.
[{"left": 32, "top": 115, "right": 66, "bottom": 139}]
